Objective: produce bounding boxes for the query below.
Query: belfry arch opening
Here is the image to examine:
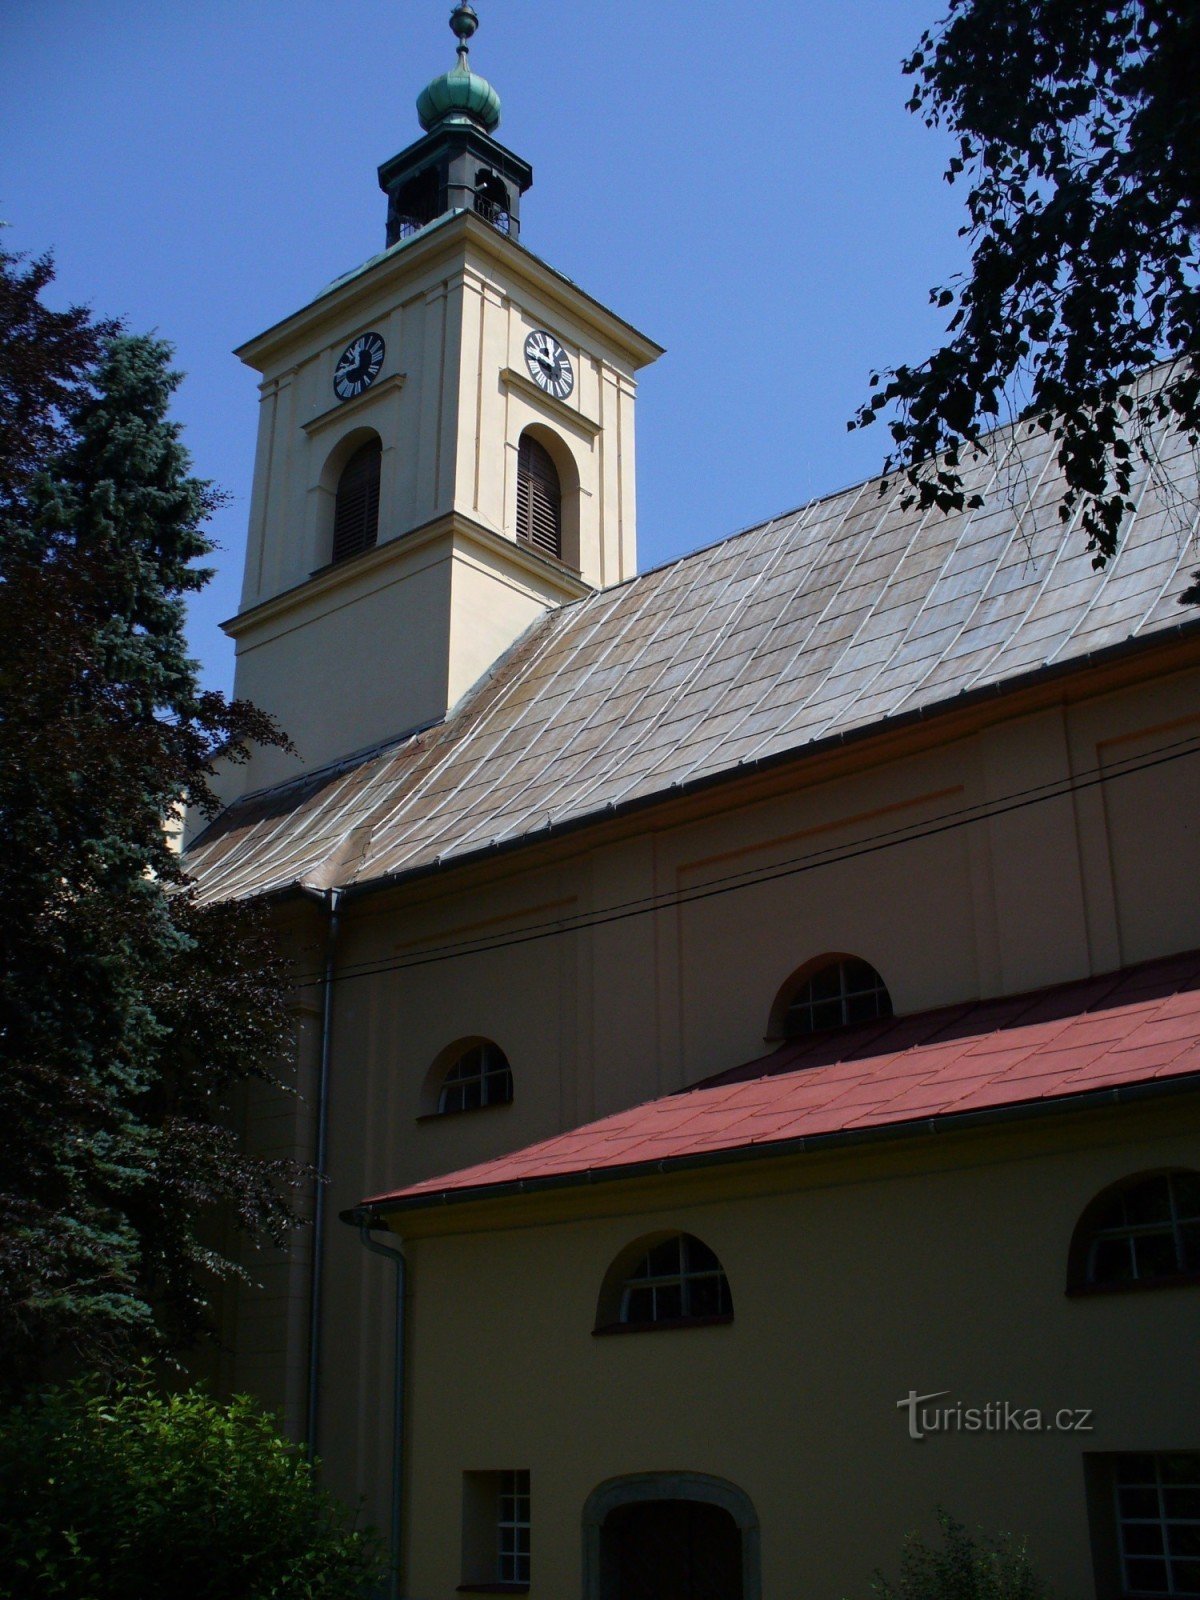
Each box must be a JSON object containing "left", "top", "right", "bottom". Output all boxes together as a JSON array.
[{"left": 515, "top": 425, "right": 580, "bottom": 570}]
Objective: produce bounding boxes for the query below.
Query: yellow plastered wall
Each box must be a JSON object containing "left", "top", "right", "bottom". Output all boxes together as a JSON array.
[
  {"left": 395, "top": 1106, "right": 1200, "bottom": 1599},
  {"left": 222, "top": 664, "right": 1200, "bottom": 1547}
]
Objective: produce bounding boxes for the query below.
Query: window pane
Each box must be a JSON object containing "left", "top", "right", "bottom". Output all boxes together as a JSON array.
[
  {"left": 1170, "top": 1559, "right": 1200, "bottom": 1594},
  {"left": 1126, "top": 1525, "right": 1166, "bottom": 1556},
  {"left": 623, "top": 1287, "right": 653, "bottom": 1323},
  {"left": 1161, "top": 1454, "right": 1200, "bottom": 1484},
  {"left": 1180, "top": 1222, "right": 1200, "bottom": 1273},
  {"left": 1125, "top": 1558, "right": 1170, "bottom": 1592},
  {"left": 646, "top": 1238, "right": 683, "bottom": 1276},
  {"left": 1173, "top": 1172, "right": 1200, "bottom": 1218},
  {"left": 810, "top": 998, "right": 844, "bottom": 1031},
  {"left": 809, "top": 966, "right": 843, "bottom": 1002},
  {"left": 1120, "top": 1486, "right": 1162, "bottom": 1518},
  {"left": 1169, "top": 1527, "right": 1200, "bottom": 1558},
  {"left": 685, "top": 1236, "right": 720, "bottom": 1272},
  {"left": 1118, "top": 1454, "right": 1161, "bottom": 1485},
  {"left": 1091, "top": 1235, "right": 1135, "bottom": 1283},
  {"left": 844, "top": 990, "right": 883, "bottom": 1023},
  {"left": 1134, "top": 1230, "right": 1181, "bottom": 1280},
  {"left": 653, "top": 1283, "right": 683, "bottom": 1321},
  {"left": 1125, "top": 1176, "right": 1174, "bottom": 1225},
  {"left": 688, "top": 1275, "right": 722, "bottom": 1317},
  {"left": 1165, "top": 1487, "right": 1200, "bottom": 1519}
]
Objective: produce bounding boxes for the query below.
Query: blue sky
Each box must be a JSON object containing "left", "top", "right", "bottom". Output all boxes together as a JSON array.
[{"left": 3, "top": 1, "right": 965, "bottom": 695}]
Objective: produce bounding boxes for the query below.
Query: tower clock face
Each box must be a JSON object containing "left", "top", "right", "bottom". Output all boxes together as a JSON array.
[
  {"left": 333, "top": 332, "right": 385, "bottom": 400},
  {"left": 524, "top": 330, "right": 574, "bottom": 401}
]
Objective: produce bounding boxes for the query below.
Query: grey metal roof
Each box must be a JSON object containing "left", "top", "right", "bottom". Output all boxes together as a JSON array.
[{"left": 187, "top": 413, "right": 1200, "bottom": 904}]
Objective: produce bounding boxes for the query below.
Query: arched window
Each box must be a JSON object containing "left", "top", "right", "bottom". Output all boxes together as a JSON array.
[
  {"left": 774, "top": 956, "right": 893, "bottom": 1039},
  {"left": 332, "top": 438, "right": 381, "bottom": 564},
  {"left": 1068, "top": 1170, "right": 1200, "bottom": 1293},
  {"left": 436, "top": 1041, "right": 514, "bottom": 1116},
  {"left": 596, "top": 1233, "right": 733, "bottom": 1333},
  {"left": 516, "top": 432, "right": 562, "bottom": 561}
]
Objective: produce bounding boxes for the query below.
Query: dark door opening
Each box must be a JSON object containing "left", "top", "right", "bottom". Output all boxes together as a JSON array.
[{"left": 604, "top": 1498, "right": 743, "bottom": 1600}]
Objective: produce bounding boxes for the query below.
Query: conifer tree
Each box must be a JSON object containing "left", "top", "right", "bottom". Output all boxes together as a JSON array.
[{"left": 0, "top": 255, "right": 301, "bottom": 1384}]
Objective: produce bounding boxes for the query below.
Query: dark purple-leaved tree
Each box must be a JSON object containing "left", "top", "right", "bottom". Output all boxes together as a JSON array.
[
  {"left": 0, "top": 247, "right": 302, "bottom": 1385},
  {"left": 853, "top": 0, "right": 1200, "bottom": 601}
]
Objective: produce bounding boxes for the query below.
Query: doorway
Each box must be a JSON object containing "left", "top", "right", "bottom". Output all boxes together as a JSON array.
[
  {"left": 605, "top": 1498, "right": 742, "bottom": 1600},
  {"left": 582, "top": 1474, "right": 760, "bottom": 1600}
]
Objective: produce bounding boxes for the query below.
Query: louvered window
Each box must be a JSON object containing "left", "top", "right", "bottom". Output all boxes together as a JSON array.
[
  {"left": 332, "top": 439, "right": 381, "bottom": 564},
  {"left": 516, "top": 433, "right": 562, "bottom": 561}
]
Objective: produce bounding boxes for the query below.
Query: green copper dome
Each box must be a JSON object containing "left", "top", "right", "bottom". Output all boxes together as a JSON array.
[
  {"left": 416, "top": 3, "right": 501, "bottom": 133},
  {"left": 416, "top": 61, "right": 501, "bottom": 132}
]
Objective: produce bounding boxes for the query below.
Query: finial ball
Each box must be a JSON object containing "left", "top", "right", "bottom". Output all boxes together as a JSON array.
[{"left": 450, "top": 2, "right": 479, "bottom": 44}]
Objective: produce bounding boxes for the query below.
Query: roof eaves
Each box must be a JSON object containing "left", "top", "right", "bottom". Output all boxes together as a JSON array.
[{"left": 343, "top": 1070, "right": 1200, "bottom": 1226}]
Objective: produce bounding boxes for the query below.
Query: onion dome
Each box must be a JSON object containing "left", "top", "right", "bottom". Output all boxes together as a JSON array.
[{"left": 416, "top": 3, "right": 502, "bottom": 134}]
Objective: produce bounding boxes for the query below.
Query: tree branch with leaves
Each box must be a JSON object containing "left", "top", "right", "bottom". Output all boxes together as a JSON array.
[{"left": 853, "top": 0, "right": 1200, "bottom": 597}]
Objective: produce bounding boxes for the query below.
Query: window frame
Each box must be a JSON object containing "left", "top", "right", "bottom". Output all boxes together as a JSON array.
[
  {"left": 459, "top": 1469, "right": 531, "bottom": 1595},
  {"left": 1111, "top": 1452, "right": 1200, "bottom": 1599},
  {"left": 434, "top": 1041, "right": 514, "bottom": 1119},
  {"left": 1067, "top": 1170, "right": 1200, "bottom": 1297},
  {"left": 594, "top": 1232, "right": 734, "bottom": 1337}
]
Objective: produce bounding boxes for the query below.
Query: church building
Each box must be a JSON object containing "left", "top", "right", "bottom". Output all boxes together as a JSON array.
[{"left": 187, "top": 8, "right": 1200, "bottom": 1598}]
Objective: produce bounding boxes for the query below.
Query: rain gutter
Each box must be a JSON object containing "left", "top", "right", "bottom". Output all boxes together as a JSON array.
[
  {"left": 302, "top": 885, "right": 341, "bottom": 1463},
  {"left": 356, "top": 1223, "right": 407, "bottom": 1600}
]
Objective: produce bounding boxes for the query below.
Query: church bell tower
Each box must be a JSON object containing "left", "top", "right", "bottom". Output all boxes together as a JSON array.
[{"left": 221, "top": 4, "right": 663, "bottom": 795}]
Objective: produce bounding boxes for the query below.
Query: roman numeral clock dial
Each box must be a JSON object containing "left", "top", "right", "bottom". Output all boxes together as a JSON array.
[
  {"left": 524, "top": 329, "right": 574, "bottom": 401},
  {"left": 333, "top": 332, "right": 385, "bottom": 400}
]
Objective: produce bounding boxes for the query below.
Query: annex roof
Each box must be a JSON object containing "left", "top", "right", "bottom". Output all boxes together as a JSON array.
[
  {"left": 187, "top": 408, "right": 1199, "bottom": 905},
  {"left": 361, "top": 950, "right": 1200, "bottom": 1215}
]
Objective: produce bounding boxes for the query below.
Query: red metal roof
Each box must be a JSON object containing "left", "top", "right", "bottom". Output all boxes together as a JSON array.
[{"left": 363, "top": 951, "right": 1200, "bottom": 1212}]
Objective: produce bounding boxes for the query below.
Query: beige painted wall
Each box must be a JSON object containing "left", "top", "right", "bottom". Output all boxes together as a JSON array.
[
  {"left": 215, "top": 214, "right": 657, "bottom": 797},
  {"left": 219, "top": 659, "right": 1200, "bottom": 1549},
  {"left": 390, "top": 1102, "right": 1200, "bottom": 1598}
]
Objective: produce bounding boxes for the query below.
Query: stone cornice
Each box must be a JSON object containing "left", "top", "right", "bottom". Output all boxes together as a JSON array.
[{"left": 222, "top": 509, "right": 591, "bottom": 642}]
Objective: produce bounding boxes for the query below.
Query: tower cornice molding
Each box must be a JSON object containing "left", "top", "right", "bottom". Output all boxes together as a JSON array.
[
  {"left": 236, "top": 211, "right": 663, "bottom": 376},
  {"left": 223, "top": 508, "right": 590, "bottom": 645}
]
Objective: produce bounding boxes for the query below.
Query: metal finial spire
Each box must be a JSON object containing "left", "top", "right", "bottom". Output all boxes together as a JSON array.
[{"left": 450, "top": 2, "right": 479, "bottom": 62}]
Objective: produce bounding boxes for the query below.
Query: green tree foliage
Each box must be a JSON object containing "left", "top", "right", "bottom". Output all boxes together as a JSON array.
[
  {"left": 853, "top": 0, "right": 1200, "bottom": 594},
  {"left": 868, "top": 1510, "right": 1050, "bottom": 1600},
  {"left": 0, "top": 252, "right": 301, "bottom": 1384},
  {"left": 0, "top": 245, "right": 115, "bottom": 521},
  {"left": 0, "top": 1378, "right": 385, "bottom": 1598}
]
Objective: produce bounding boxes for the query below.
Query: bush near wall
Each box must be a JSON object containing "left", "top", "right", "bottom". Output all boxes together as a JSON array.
[
  {"left": 0, "top": 1379, "right": 385, "bottom": 1599},
  {"left": 870, "top": 1510, "right": 1051, "bottom": 1600}
]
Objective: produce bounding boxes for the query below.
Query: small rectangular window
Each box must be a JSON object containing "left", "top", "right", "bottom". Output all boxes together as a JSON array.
[
  {"left": 1113, "top": 1453, "right": 1200, "bottom": 1597},
  {"left": 462, "top": 1469, "right": 531, "bottom": 1591}
]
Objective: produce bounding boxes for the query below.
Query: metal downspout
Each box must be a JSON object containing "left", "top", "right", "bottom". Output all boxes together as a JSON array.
[
  {"left": 359, "top": 1222, "right": 407, "bottom": 1600},
  {"left": 306, "top": 886, "right": 341, "bottom": 1464}
]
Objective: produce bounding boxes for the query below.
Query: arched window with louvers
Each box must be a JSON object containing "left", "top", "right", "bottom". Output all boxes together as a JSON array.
[
  {"left": 331, "top": 436, "right": 382, "bottom": 565},
  {"left": 515, "top": 430, "right": 563, "bottom": 562}
]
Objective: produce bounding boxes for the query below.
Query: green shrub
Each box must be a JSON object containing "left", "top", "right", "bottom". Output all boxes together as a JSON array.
[
  {"left": 870, "top": 1510, "right": 1051, "bottom": 1600},
  {"left": 0, "top": 1377, "right": 386, "bottom": 1599}
]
